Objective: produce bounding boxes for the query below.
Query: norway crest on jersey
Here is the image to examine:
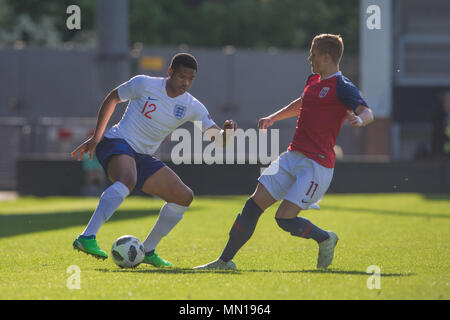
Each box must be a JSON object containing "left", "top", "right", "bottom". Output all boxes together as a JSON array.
[
  {"left": 319, "top": 87, "right": 330, "bottom": 98},
  {"left": 173, "top": 105, "right": 187, "bottom": 119}
]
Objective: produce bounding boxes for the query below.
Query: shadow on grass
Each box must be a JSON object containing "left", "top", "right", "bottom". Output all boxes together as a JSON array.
[
  {"left": 95, "top": 267, "right": 414, "bottom": 278},
  {"left": 95, "top": 267, "right": 242, "bottom": 275},
  {"left": 232, "top": 269, "right": 415, "bottom": 277},
  {"left": 421, "top": 194, "right": 450, "bottom": 202},
  {"left": 320, "top": 205, "right": 450, "bottom": 220},
  {"left": 293, "top": 269, "right": 415, "bottom": 277},
  {"left": 0, "top": 208, "right": 161, "bottom": 238}
]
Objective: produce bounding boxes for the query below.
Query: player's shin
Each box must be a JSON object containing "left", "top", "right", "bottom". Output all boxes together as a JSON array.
[
  {"left": 81, "top": 181, "right": 130, "bottom": 237},
  {"left": 219, "top": 198, "right": 264, "bottom": 262},
  {"left": 275, "top": 217, "right": 329, "bottom": 243},
  {"left": 143, "top": 202, "right": 188, "bottom": 253}
]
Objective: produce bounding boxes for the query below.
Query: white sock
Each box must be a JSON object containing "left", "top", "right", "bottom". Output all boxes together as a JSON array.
[
  {"left": 143, "top": 202, "right": 189, "bottom": 253},
  {"left": 81, "top": 181, "right": 130, "bottom": 237}
]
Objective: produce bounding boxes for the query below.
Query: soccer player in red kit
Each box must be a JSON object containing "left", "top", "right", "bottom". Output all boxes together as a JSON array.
[{"left": 195, "top": 34, "right": 374, "bottom": 270}]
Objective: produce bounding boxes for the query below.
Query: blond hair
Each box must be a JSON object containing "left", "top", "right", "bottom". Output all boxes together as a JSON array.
[{"left": 311, "top": 34, "right": 344, "bottom": 64}]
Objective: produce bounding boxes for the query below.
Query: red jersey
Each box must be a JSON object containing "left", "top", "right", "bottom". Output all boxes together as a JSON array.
[{"left": 288, "top": 72, "right": 368, "bottom": 168}]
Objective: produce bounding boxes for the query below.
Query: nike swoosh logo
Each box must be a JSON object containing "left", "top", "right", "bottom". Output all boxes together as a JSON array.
[
  {"left": 147, "top": 96, "right": 158, "bottom": 101},
  {"left": 301, "top": 200, "right": 310, "bottom": 203}
]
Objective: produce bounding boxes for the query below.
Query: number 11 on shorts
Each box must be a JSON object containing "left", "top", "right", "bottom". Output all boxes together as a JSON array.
[{"left": 306, "top": 181, "right": 318, "bottom": 198}]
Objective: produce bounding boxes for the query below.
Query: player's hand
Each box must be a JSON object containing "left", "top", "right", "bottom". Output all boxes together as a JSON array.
[
  {"left": 258, "top": 117, "right": 274, "bottom": 129},
  {"left": 346, "top": 110, "right": 364, "bottom": 128},
  {"left": 223, "top": 120, "right": 238, "bottom": 131},
  {"left": 71, "top": 136, "right": 99, "bottom": 161}
]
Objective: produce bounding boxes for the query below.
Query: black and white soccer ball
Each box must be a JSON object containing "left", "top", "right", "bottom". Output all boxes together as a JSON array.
[{"left": 111, "top": 235, "right": 145, "bottom": 268}]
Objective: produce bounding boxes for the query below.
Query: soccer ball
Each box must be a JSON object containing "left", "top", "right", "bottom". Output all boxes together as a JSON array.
[{"left": 111, "top": 235, "right": 145, "bottom": 268}]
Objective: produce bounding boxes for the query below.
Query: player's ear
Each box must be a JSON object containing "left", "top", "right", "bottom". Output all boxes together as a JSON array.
[{"left": 168, "top": 67, "right": 174, "bottom": 78}]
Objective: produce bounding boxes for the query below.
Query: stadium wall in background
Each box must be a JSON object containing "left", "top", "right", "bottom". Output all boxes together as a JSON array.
[
  {"left": 16, "top": 159, "right": 450, "bottom": 196},
  {"left": 391, "top": 0, "right": 450, "bottom": 161},
  {"left": 0, "top": 46, "right": 362, "bottom": 190}
]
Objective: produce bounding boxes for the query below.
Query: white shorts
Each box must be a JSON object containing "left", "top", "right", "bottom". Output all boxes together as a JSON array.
[{"left": 258, "top": 150, "right": 334, "bottom": 210}]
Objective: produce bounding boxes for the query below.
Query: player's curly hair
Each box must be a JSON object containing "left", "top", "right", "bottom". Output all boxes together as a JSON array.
[
  {"left": 312, "top": 34, "right": 344, "bottom": 64},
  {"left": 170, "top": 53, "right": 198, "bottom": 72}
]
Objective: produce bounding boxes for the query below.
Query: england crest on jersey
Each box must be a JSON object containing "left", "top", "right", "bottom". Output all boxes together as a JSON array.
[
  {"left": 173, "top": 105, "right": 187, "bottom": 119},
  {"left": 319, "top": 87, "right": 330, "bottom": 98}
]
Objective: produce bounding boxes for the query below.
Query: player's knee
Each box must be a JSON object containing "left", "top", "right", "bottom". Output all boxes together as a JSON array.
[
  {"left": 275, "top": 217, "right": 311, "bottom": 237},
  {"left": 185, "top": 188, "right": 194, "bottom": 205},
  {"left": 115, "top": 175, "right": 136, "bottom": 192},
  {"left": 275, "top": 217, "right": 293, "bottom": 233},
  {"left": 176, "top": 187, "right": 194, "bottom": 207}
]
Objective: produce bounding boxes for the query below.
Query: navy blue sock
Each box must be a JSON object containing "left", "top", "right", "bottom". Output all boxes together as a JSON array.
[
  {"left": 219, "top": 198, "right": 264, "bottom": 262},
  {"left": 276, "top": 217, "right": 330, "bottom": 243},
  {"left": 79, "top": 235, "right": 96, "bottom": 240}
]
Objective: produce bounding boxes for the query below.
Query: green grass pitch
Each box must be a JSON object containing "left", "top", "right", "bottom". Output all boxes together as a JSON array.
[{"left": 0, "top": 193, "right": 449, "bottom": 300}]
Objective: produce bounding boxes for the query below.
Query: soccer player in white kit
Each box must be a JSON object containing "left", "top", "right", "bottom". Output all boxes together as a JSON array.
[{"left": 72, "top": 53, "right": 237, "bottom": 267}]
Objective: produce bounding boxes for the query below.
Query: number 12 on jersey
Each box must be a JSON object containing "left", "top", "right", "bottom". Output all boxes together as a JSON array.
[{"left": 141, "top": 101, "right": 157, "bottom": 119}]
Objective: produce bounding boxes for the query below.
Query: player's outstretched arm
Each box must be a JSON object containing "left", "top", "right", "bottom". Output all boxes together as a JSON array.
[
  {"left": 71, "top": 88, "right": 124, "bottom": 161},
  {"left": 258, "top": 97, "right": 302, "bottom": 129},
  {"left": 346, "top": 105, "right": 374, "bottom": 128}
]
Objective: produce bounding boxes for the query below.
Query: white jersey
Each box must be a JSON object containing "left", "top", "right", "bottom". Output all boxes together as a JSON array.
[{"left": 105, "top": 75, "right": 216, "bottom": 155}]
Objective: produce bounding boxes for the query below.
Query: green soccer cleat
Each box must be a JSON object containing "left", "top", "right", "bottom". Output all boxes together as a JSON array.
[
  {"left": 142, "top": 251, "right": 173, "bottom": 268},
  {"left": 73, "top": 235, "right": 108, "bottom": 260}
]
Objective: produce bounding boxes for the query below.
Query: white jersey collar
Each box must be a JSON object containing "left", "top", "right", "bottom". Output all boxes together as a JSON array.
[{"left": 322, "top": 71, "right": 342, "bottom": 80}]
